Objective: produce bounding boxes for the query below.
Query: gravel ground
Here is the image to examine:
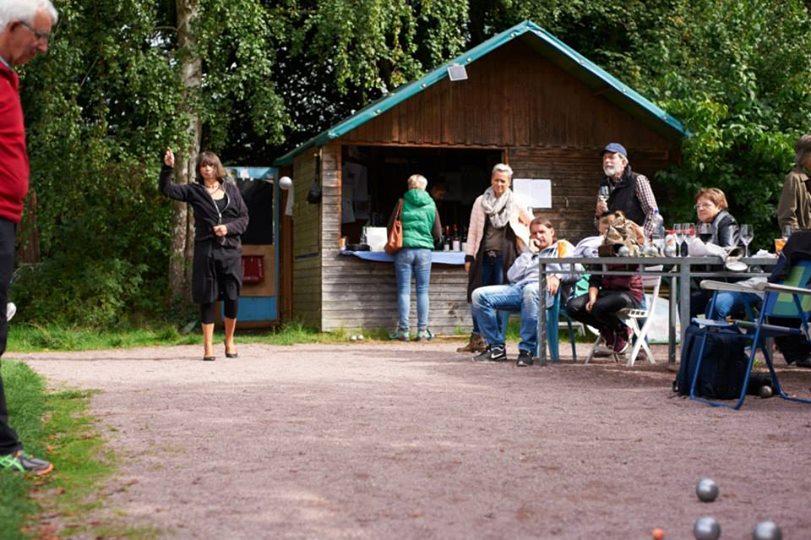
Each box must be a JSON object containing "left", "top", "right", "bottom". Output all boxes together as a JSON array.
[{"left": 14, "top": 340, "right": 811, "bottom": 539}]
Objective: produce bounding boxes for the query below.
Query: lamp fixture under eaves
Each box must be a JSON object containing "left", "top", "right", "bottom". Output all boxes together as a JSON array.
[{"left": 447, "top": 63, "right": 468, "bottom": 82}]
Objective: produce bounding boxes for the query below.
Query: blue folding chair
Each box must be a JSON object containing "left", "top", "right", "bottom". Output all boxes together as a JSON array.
[{"left": 692, "top": 259, "right": 811, "bottom": 409}]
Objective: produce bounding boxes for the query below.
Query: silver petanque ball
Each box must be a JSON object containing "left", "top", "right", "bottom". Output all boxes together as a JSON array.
[
  {"left": 617, "top": 245, "right": 630, "bottom": 257},
  {"left": 753, "top": 520, "right": 782, "bottom": 540},
  {"left": 696, "top": 478, "right": 719, "bottom": 502},
  {"left": 693, "top": 516, "right": 721, "bottom": 540},
  {"left": 350, "top": 335, "right": 358, "bottom": 341},
  {"left": 758, "top": 385, "right": 774, "bottom": 399}
]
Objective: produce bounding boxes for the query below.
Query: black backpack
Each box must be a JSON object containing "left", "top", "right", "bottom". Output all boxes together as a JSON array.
[{"left": 674, "top": 324, "right": 751, "bottom": 399}]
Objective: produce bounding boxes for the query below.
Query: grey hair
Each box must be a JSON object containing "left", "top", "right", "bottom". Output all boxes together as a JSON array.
[
  {"left": 491, "top": 163, "right": 513, "bottom": 178},
  {"left": 795, "top": 134, "right": 811, "bottom": 167},
  {"left": 0, "top": 0, "right": 58, "bottom": 29},
  {"left": 407, "top": 174, "right": 428, "bottom": 190}
]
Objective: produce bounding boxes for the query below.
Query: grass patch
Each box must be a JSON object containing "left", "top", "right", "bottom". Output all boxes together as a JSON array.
[{"left": 0, "top": 361, "right": 156, "bottom": 539}]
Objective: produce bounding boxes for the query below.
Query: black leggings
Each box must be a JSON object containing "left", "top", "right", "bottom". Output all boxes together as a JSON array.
[
  {"left": 200, "top": 299, "right": 239, "bottom": 324},
  {"left": 566, "top": 290, "right": 638, "bottom": 332}
]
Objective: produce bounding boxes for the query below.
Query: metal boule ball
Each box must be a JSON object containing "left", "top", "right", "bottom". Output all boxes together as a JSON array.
[
  {"left": 696, "top": 478, "right": 719, "bottom": 502},
  {"left": 753, "top": 520, "right": 782, "bottom": 540},
  {"left": 617, "top": 245, "right": 630, "bottom": 257},
  {"left": 758, "top": 385, "right": 773, "bottom": 399},
  {"left": 350, "top": 335, "right": 358, "bottom": 341},
  {"left": 693, "top": 516, "right": 721, "bottom": 540},
  {"left": 357, "top": 334, "right": 364, "bottom": 341}
]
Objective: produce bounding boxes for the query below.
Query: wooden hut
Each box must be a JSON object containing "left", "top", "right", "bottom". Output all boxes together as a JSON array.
[{"left": 274, "top": 20, "right": 686, "bottom": 334}]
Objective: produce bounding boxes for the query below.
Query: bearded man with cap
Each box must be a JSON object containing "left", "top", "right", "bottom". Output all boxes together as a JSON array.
[{"left": 594, "top": 142, "right": 659, "bottom": 238}]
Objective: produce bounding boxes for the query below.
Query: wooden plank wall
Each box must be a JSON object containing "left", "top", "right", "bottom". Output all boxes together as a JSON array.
[
  {"left": 321, "top": 256, "right": 471, "bottom": 335},
  {"left": 291, "top": 152, "right": 322, "bottom": 328}
]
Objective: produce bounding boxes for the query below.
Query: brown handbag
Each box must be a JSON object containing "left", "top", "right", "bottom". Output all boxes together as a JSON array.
[{"left": 385, "top": 199, "right": 404, "bottom": 255}]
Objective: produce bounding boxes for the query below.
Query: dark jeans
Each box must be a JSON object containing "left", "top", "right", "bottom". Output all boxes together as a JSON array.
[
  {"left": 471, "top": 252, "right": 508, "bottom": 334},
  {"left": 0, "top": 219, "right": 21, "bottom": 454},
  {"left": 566, "top": 290, "right": 638, "bottom": 333}
]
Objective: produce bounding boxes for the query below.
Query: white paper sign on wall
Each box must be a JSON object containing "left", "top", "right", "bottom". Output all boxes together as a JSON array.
[{"left": 513, "top": 178, "right": 552, "bottom": 209}]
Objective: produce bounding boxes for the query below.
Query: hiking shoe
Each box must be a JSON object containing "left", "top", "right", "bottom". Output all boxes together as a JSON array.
[
  {"left": 416, "top": 329, "right": 433, "bottom": 342},
  {"left": 516, "top": 349, "right": 534, "bottom": 367},
  {"left": 389, "top": 329, "right": 410, "bottom": 342},
  {"left": 473, "top": 345, "right": 507, "bottom": 362},
  {"left": 0, "top": 450, "right": 53, "bottom": 476},
  {"left": 457, "top": 333, "right": 486, "bottom": 353},
  {"left": 6, "top": 302, "right": 15, "bottom": 322},
  {"left": 613, "top": 327, "right": 631, "bottom": 354}
]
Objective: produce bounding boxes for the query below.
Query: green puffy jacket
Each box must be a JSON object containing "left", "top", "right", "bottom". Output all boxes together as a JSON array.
[{"left": 400, "top": 189, "right": 439, "bottom": 249}]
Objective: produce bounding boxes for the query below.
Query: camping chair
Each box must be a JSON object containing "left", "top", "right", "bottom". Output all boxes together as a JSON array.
[
  {"left": 585, "top": 266, "right": 662, "bottom": 367},
  {"left": 691, "top": 259, "right": 811, "bottom": 410}
]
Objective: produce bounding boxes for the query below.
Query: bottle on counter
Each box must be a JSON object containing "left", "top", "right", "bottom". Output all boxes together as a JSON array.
[{"left": 452, "top": 224, "right": 461, "bottom": 251}]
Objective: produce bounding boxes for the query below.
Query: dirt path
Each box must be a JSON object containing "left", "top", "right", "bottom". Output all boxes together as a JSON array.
[{"left": 15, "top": 341, "right": 811, "bottom": 539}]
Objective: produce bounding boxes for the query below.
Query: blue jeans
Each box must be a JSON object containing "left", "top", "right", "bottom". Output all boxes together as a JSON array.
[
  {"left": 471, "top": 282, "right": 540, "bottom": 354},
  {"left": 708, "top": 291, "right": 761, "bottom": 319},
  {"left": 394, "top": 248, "right": 433, "bottom": 332},
  {"left": 471, "top": 253, "right": 508, "bottom": 335}
]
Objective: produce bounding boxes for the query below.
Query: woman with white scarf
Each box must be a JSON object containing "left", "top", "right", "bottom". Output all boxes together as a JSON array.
[{"left": 457, "top": 163, "right": 532, "bottom": 353}]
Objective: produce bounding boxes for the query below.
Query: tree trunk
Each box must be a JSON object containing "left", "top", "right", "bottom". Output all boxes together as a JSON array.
[{"left": 170, "top": 0, "right": 202, "bottom": 313}]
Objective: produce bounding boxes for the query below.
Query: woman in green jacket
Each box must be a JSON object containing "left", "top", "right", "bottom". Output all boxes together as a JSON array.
[{"left": 387, "top": 174, "right": 442, "bottom": 341}]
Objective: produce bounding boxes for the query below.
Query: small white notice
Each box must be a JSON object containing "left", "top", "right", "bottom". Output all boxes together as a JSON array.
[{"left": 513, "top": 178, "right": 551, "bottom": 209}]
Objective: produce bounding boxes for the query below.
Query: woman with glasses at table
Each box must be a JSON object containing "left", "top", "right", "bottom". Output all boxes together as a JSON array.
[{"left": 690, "top": 187, "right": 751, "bottom": 320}]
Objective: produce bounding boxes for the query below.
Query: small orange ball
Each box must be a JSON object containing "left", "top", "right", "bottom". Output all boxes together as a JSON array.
[{"left": 652, "top": 528, "right": 665, "bottom": 540}]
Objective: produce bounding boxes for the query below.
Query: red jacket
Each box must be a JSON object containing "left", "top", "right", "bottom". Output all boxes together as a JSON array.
[{"left": 0, "top": 62, "right": 29, "bottom": 224}]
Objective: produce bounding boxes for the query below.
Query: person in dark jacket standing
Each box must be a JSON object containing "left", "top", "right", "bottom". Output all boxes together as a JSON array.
[
  {"left": 0, "top": 0, "right": 57, "bottom": 476},
  {"left": 161, "top": 149, "right": 249, "bottom": 361},
  {"left": 388, "top": 174, "right": 441, "bottom": 341},
  {"left": 594, "top": 142, "right": 659, "bottom": 238}
]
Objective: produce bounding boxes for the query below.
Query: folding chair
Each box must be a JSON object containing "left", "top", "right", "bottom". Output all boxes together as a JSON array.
[
  {"left": 584, "top": 266, "right": 662, "bottom": 366},
  {"left": 692, "top": 259, "right": 811, "bottom": 409}
]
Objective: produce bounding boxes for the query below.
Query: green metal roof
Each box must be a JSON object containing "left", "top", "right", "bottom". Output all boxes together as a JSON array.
[{"left": 274, "top": 20, "right": 687, "bottom": 166}]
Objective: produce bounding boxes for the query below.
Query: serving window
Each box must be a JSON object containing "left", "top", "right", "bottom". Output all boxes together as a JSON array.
[{"left": 340, "top": 145, "right": 502, "bottom": 244}]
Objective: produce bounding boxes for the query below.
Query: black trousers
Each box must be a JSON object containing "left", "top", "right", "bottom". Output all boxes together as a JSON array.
[
  {"left": 567, "top": 290, "right": 637, "bottom": 333},
  {"left": 0, "top": 219, "right": 21, "bottom": 455}
]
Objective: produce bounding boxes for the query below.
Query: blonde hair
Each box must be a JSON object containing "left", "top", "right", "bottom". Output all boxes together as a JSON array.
[{"left": 407, "top": 174, "right": 428, "bottom": 190}]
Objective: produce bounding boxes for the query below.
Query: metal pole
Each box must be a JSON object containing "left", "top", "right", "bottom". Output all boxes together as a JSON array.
[{"left": 537, "top": 259, "right": 547, "bottom": 366}]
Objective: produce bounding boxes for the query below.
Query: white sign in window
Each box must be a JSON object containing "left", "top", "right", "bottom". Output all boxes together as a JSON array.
[{"left": 513, "top": 178, "right": 552, "bottom": 209}]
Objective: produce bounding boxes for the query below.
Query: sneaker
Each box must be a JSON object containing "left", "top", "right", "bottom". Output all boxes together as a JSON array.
[
  {"left": 473, "top": 345, "right": 507, "bottom": 362},
  {"left": 6, "top": 302, "right": 15, "bottom": 322},
  {"left": 613, "top": 328, "right": 631, "bottom": 354},
  {"left": 516, "top": 349, "right": 534, "bottom": 367},
  {"left": 416, "top": 329, "right": 433, "bottom": 342},
  {"left": 0, "top": 450, "right": 53, "bottom": 476},
  {"left": 389, "top": 329, "right": 410, "bottom": 342}
]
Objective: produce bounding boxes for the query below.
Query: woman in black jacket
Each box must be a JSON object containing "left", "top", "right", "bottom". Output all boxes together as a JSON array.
[{"left": 160, "top": 149, "right": 249, "bottom": 361}]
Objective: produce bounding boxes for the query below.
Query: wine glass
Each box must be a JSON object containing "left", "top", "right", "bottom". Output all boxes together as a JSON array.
[
  {"left": 597, "top": 185, "right": 610, "bottom": 203},
  {"left": 672, "top": 223, "right": 685, "bottom": 256},
  {"left": 697, "top": 222, "right": 713, "bottom": 243},
  {"left": 740, "top": 224, "right": 754, "bottom": 258}
]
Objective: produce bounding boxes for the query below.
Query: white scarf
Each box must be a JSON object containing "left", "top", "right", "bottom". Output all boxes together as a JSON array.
[{"left": 480, "top": 187, "right": 514, "bottom": 229}]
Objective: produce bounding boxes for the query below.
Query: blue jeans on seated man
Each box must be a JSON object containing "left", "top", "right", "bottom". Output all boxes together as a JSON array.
[
  {"left": 471, "top": 282, "right": 546, "bottom": 355},
  {"left": 394, "top": 247, "right": 433, "bottom": 333},
  {"left": 707, "top": 291, "right": 761, "bottom": 320}
]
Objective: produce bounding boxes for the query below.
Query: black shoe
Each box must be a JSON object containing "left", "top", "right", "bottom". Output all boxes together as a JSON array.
[
  {"left": 796, "top": 357, "right": 811, "bottom": 368},
  {"left": 516, "top": 350, "right": 534, "bottom": 367},
  {"left": 472, "top": 345, "right": 507, "bottom": 362}
]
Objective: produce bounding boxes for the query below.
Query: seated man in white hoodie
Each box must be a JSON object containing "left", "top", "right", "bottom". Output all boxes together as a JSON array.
[{"left": 471, "top": 217, "right": 576, "bottom": 366}]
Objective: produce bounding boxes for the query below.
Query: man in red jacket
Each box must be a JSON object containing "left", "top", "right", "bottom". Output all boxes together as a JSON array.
[{"left": 0, "top": 0, "right": 58, "bottom": 476}]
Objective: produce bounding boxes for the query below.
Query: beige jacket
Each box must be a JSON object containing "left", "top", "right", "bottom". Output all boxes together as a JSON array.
[
  {"left": 465, "top": 193, "right": 532, "bottom": 259},
  {"left": 777, "top": 167, "right": 811, "bottom": 231}
]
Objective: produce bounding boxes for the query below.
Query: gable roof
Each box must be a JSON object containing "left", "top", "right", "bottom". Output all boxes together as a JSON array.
[{"left": 274, "top": 20, "right": 686, "bottom": 166}]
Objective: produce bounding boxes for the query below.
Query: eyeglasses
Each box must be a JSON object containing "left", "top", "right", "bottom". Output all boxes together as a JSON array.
[{"left": 18, "top": 21, "right": 50, "bottom": 44}]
